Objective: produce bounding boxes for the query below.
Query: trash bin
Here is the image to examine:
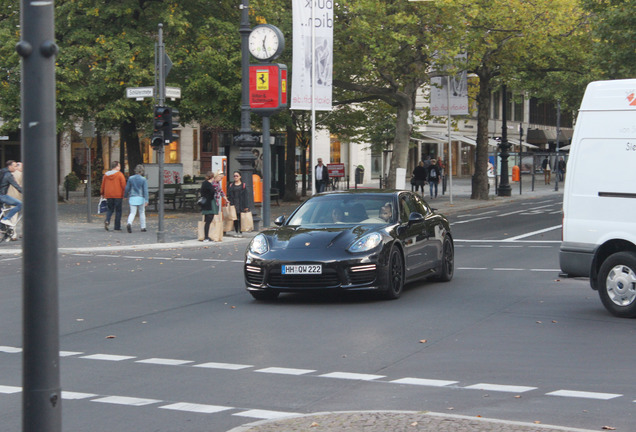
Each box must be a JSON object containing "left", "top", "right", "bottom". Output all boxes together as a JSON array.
[
  {"left": 355, "top": 166, "right": 365, "bottom": 185},
  {"left": 252, "top": 174, "right": 262, "bottom": 204},
  {"left": 512, "top": 165, "right": 520, "bottom": 182}
]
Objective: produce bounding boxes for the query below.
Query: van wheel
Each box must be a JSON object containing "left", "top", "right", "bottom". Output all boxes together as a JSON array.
[{"left": 598, "top": 252, "right": 636, "bottom": 318}]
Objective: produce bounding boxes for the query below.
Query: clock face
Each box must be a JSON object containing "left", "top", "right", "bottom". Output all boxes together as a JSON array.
[{"left": 249, "top": 25, "right": 284, "bottom": 60}]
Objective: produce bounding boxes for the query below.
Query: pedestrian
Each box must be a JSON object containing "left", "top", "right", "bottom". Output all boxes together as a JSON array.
[
  {"left": 557, "top": 156, "right": 566, "bottom": 181},
  {"left": 124, "top": 164, "right": 149, "bottom": 233},
  {"left": 314, "top": 158, "right": 329, "bottom": 193},
  {"left": 427, "top": 158, "right": 441, "bottom": 198},
  {"left": 0, "top": 160, "right": 22, "bottom": 228},
  {"left": 100, "top": 160, "right": 126, "bottom": 231},
  {"left": 541, "top": 156, "right": 551, "bottom": 184},
  {"left": 412, "top": 161, "right": 427, "bottom": 195},
  {"left": 7, "top": 162, "right": 22, "bottom": 240},
  {"left": 227, "top": 171, "right": 249, "bottom": 238},
  {"left": 200, "top": 171, "right": 226, "bottom": 242}
]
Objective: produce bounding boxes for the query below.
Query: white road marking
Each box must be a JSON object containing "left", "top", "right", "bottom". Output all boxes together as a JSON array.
[
  {"left": 471, "top": 245, "right": 493, "bottom": 248},
  {"left": 91, "top": 396, "right": 161, "bottom": 406},
  {"left": 193, "top": 362, "right": 253, "bottom": 370},
  {"left": 234, "top": 409, "right": 300, "bottom": 419},
  {"left": 0, "top": 346, "right": 21, "bottom": 353},
  {"left": 136, "top": 358, "right": 194, "bottom": 366},
  {"left": 391, "top": 378, "right": 458, "bottom": 387},
  {"left": 0, "top": 385, "right": 21, "bottom": 394},
  {"left": 320, "top": 372, "right": 385, "bottom": 381},
  {"left": 80, "top": 354, "right": 136, "bottom": 361},
  {"left": 160, "top": 402, "right": 232, "bottom": 414},
  {"left": 60, "top": 351, "right": 83, "bottom": 357},
  {"left": 62, "top": 391, "right": 97, "bottom": 400},
  {"left": 457, "top": 267, "right": 488, "bottom": 270},
  {"left": 256, "top": 367, "right": 316, "bottom": 375},
  {"left": 451, "top": 217, "right": 492, "bottom": 225},
  {"left": 465, "top": 383, "right": 537, "bottom": 393},
  {"left": 531, "top": 268, "right": 561, "bottom": 272},
  {"left": 122, "top": 256, "right": 145, "bottom": 259},
  {"left": 458, "top": 211, "right": 497, "bottom": 218},
  {"left": 503, "top": 225, "right": 562, "bottom": 241},
  {"left": 497, "top": 209, "right": 527, "bottom": 217},
  {"left": 547, "top": 390, "right": 622, "bottom": 400},
  {"left": 493, "top": 268, "right": 526, "bottom": 271}
]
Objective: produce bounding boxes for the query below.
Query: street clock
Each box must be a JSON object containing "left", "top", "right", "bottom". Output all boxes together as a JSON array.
[{"left": 248, "top": 24, "right": 285, "bottom": 61}]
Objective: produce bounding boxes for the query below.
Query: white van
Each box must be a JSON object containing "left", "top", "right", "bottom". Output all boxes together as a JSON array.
[{"left": 560, "top": 79, "right": 636, "bottom": 317}]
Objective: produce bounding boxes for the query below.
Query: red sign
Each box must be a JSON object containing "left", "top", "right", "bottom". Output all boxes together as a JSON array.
[
  {"left": 249, "top": 64, "right": 288, "bottom": 113},
  {"left": 328, "top": 163, "right": 345, "bottom": 178}
]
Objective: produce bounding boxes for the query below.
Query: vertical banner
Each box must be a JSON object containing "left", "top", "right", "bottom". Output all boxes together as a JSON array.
[
  {"left": 430, "top": 72, "right": 469, "bottom": 116},
  {"left": 291, "top": 0, "right": 333, "bottom": 111}
]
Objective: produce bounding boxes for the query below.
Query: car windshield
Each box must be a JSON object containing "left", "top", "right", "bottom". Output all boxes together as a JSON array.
[{"left": 287, "top": 195, "right": 396, "bottom": 226}]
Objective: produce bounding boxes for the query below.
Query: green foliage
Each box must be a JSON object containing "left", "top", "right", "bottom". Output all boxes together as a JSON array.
[{"left": 64, "top": 171, "right": 81, "bottom": 191}]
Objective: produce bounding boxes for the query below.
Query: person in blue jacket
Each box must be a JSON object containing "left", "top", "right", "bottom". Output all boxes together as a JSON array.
[{"left": 124, "top": 164, "right": 149, "bottom": 233}]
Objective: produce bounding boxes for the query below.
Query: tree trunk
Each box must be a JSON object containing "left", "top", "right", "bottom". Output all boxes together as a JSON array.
[
  {"left": 284, "top": 125, "right": 298, "bottom": 201},
  {"left": 388, "top": 89, "right": 414, "bottom": 189},
  {"left": 121, "top": 118, "right": 143, "bottom": 175},
  {"left": 471, "top": 73, "right": 492, "bottom": 200}
]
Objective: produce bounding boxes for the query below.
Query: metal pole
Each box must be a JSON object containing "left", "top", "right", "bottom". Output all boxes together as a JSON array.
[
  {"left": 310, "top": 0, "right": 316, "bottom": 196},
  {"left": 262, "top": 116, "right": 271, "bottom": 227},
  {"left": 86, "top": 144, "right": 92, "bottom": 222},
  {"left": 498, "top": 85, "right": 512, "bottom": 197},
  {"left": 554, "top": 100, "right": 560, "bottom": 192},
  {"left": 446, "top": 75, "right": 453, "bottom": 204},
  {"left": 17, "top": 0, "right": 61, "bottom": 430},
  {"left": 156, "top": 24, "right": 166, "bottom": 242},
  {"left": 235, "top": 0, "right": 259, "bottom": 229}
]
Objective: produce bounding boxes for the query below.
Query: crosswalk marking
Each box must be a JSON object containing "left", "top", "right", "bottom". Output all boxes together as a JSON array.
[
  {"left": 136, "top": 358, "right": 194, "bottom": 366},
  {"left": 62, "top": 391, "right": 97, "bottom": 400},
  {"left": 80, "top": 354, "right": 136, "bottom": 361},
  {"left": 194, "top": 362, "right": 252, "bottom": 370},
  {"left": 464, "top": 383, "right": 537, "bottom": 393},
  {"left": 320, "top": 372, "right": 385, "bottom": 381},
  {"left": 546, "top": 390, "right": 622, "bottom": 400},
  {"left": 0, "top": 385, "right": 21, "bottom": 394},
  {"left": 391, "top": 378, "right": 457, "bottom": 387},
  {"left": 0, "top": 346, "right": 22, "bottom": 353},
  {"left": 256, "top": 367, "right": 316, "bottom": 375},
  {"left": 234, "top": 409, "right": 300, "bottom": 419},
  {"left": 159, "top": 402, "right": 232, "bottom": 414},
  {"left": 91, "top": 396, "right": 161, "bottom": 406}
]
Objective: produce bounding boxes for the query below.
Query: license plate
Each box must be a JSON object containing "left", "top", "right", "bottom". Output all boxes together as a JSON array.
[{"left": 282, "top": 264, "right": 322, "bottom": 275}]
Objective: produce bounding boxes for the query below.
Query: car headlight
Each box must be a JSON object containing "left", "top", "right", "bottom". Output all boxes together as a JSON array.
[
  {"left": 249, "top": 234, "right": 269, "bottom": 255},
  {"left": 348, "top": 232, "right": 382, "bottom": 253}
]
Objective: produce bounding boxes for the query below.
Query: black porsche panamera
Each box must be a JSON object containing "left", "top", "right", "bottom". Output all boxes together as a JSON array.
[{"left": 244, "top": 190, "right": 454, "bottom": 300}]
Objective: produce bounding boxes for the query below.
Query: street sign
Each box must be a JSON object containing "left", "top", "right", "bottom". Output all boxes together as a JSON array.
[
  {"left": 165, "top": 86, "right": 181, "bottom": 99},
  {"left": 126, "top": 87, "right": 154, "bottom": 99}
]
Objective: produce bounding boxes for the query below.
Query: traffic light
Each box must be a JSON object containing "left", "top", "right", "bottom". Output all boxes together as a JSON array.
[
  {"left": 154, "top": 106, "right": 170, "bottom": 143},
  {"left": 151, "top": 133, "right": 164, "bottom": 150}
]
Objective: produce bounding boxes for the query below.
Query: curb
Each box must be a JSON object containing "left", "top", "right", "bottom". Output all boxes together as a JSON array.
[{"left": 225, "top": 410, "right": 599, "bottom": 432}]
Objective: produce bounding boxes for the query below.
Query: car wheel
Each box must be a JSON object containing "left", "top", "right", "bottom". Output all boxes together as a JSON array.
[
  {"left": 598, "top": 252, "right": 636, "bottom": 318},
  {"left": 433, "top": 236, "right": 454, "bottom": 282},
  {"left": 383, "top": 247, "right": 404, "bottom": 300},
  {"left": 249, "top": 290, "right": 280, "bottom": 301}
]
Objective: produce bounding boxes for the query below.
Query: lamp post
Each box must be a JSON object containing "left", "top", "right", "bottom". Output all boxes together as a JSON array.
[
  {"left": 498, "top": 85, "right": 512, "bottom": 197},
  {"left": 554, "top": 100, "right": 561, "bottom": 192},
  {"left": 235, "top": 0, "right": 259, "bottom": 229}
]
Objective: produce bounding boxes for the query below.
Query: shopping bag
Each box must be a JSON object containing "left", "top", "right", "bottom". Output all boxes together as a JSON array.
[
  {"left": 211, "top": 214, "right": 223, "bottom": 242},
  {"left": 240, "top": 211, "right": 254, "bottom": 232},
  {"left": 223, "top": 205, "right": 238, "bottom": 221},
  {"left": 223, "top": 216, "right": 234, "bottom": 233},
  {"left": 97, "top": 198, "right": 108, "bottom": 214}
]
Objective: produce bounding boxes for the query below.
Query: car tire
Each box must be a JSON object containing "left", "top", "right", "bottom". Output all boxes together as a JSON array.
[
  {"left": 598, "top": 252, "right": 636, "bottom": 318},
  {"left": 249, "top": 290, "right": 280, "bottom": 301},
  {"left": 383, "top": 247, "right": 404, "bottom": 300},
  {"left": 433, "top": 236, "right": 454, "bottom": 282}
]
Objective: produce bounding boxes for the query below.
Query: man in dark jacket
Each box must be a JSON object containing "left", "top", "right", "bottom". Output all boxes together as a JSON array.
[
  {"left": 315, "top": 158, "right": 329, "bottom": 193},
  {"left": 0, "top": 160, "right": 23, "bottom": 227}
]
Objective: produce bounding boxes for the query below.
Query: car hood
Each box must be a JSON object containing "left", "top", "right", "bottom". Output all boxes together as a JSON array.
[{"left": 264, "top": 225, "right": 380, "bottom": 250}]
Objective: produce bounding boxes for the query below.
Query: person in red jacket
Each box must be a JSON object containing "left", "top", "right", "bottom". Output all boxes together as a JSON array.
[{"left": 100, "top": 161, "right": 126, "bottom": 231}]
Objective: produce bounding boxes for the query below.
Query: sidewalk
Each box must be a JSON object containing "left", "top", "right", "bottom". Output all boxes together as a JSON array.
[
  {"left": 227, "top": 411, "right": 597, "bottom": 432},
  {"left": 0, "top": 176, "right": 563, "bottom": 255}
]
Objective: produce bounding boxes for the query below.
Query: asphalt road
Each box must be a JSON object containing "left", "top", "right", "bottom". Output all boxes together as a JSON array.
[{"left": 1, "top": 196, "right": 633, "bottom": 432}]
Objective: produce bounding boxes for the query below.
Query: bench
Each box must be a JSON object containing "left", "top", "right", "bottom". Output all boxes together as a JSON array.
[
  {"left": 270, "top": 188, "right": 280, "bottom": 206},
  {"left": 149, "top": 184, "right": 180, "bottom": 211}
]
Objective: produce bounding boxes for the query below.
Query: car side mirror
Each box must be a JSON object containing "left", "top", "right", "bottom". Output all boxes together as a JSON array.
[
  {"left": 274, "top": 215, "right": 285, "bottom": 226},
  {"left": 408, "top": 212, "right": 424, "bottom": 225}
]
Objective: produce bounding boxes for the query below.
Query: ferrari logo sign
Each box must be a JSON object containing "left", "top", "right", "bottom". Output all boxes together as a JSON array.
[{"left": 257, "top": 71, "right": 269, "bottom": 91}]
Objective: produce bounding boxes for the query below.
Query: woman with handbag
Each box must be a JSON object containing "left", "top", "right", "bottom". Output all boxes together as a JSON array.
[
  {"left": 227, "top": 171, "right": 249, "bottom": 237},
  {"left": 200, "top": 171, "right": 225, "bottom": 242}
]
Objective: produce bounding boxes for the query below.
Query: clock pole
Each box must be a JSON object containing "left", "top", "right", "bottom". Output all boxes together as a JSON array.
[{"left": 236, "top": 0, "right": 260, "bottom": 229}]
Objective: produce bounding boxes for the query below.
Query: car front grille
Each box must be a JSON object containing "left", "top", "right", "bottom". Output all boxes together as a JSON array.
[
  {"left": 245, "top": 265, "right": 265, "bottom": 285},
  {"left": 268, "top": 267, "right": 340, "bottom": 288}
]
